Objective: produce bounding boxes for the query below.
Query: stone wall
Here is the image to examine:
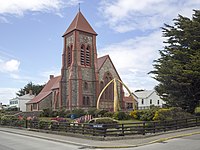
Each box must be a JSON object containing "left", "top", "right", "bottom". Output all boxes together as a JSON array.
[{"left": 38, "top": 94, "right": 52, "bottom": 111}]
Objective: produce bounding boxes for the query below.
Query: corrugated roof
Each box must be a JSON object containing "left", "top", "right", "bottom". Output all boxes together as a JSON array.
[
  {"left": 63, "top": 11, "right": 97, "bottom": 36},
  {"left": 27, "top": 76, "right": 61, "bottom": 104}
]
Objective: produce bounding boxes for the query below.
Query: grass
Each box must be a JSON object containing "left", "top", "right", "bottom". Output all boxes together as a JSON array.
[
  {"left": 195, "top": 107, "right": 200, "bottom": 113},
  {"left": 118, "top": 119, "right": 141, "bottom": 124}
]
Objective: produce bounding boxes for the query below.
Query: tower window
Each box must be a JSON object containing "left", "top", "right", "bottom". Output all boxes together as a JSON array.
[
  {"left": 80, "top": 45, "right": 85, "bottom": 65},
  {"left": 86, "top": 46, "right": 90, "bottom": 66},
  {"left": 67, "top": 45, "right": 72, "bottom": 67},
  {"left": 80, "top": 44, "right": 90, "bottom": 66}
]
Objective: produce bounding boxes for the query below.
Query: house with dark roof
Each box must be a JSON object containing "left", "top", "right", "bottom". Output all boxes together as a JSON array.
[{"left": 26, "top": 10, "right": 128, "bottom": 111}]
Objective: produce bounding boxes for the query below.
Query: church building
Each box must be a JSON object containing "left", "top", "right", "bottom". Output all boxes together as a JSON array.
[{"left": 26, "top": 11, "right": 124, "bottom": 111}]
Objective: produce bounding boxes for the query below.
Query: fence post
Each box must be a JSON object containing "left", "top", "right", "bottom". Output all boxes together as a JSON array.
[
  {"left": 82, "top": 124, "right": 85, "bottom": 135},
  {"left": 25, "top": 119, "right": 28, "bottom": 128},
  {"left": 196, "top": 117, "right": 198, "bottom": 126},
  {"left": 121, "top": 124, "right": 124, "bottom": 136},
  {"left": 153, "top": 122, "right": 156, "bottom": 133},
  {"left": 142, "top": 122, "right": 146, "bottom": 135},
  {"left": 103, "top": 127, "right": 107, "bottom": 137}
]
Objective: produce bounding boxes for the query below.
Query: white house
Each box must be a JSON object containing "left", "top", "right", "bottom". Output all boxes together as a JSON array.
[
  {"left": 133, "top": 90, "right": 165, "bottom": 110},
  {"left": 9, "top": 91, "right": 35, "bottom": 112}
]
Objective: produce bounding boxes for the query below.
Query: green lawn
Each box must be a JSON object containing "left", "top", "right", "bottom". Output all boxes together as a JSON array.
[
  {"left": 195, "top": 107, "right": 200, "bottom": 113},
  {"left": 118, "top": 119, "right": 141, "bottom": 124}
]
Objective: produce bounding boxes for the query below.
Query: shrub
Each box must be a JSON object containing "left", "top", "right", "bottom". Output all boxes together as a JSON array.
[
  {"left": 153, "top": 109, "right": 172, "bottom": 121},
  {"left": 87, "top": 108, "right": 97, "bottom": 117},
  {"left": 103, "top": 112, "right": 114, "bottom": 118},
  {"left": 71, "top": 109, "right": 85, "bottom": 118},
  {"left": 94, "top": 109, "right": 108, "bottom": 117},
  {"left": 153, "top": 107, "right": 193, "bottom": 121},
  {"left": 113, "top": 111, "right": 129, "bottom": 120},
  {"left": 41, "top": 108, "right": 53, "bottom": 117},
  {"left": 39, "top": 120, "right": 51, "bottom": 129}
]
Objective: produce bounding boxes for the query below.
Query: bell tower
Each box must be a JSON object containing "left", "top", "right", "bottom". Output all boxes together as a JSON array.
[{"left": 60, "top": 11, "right": 99, "bottom": 110}]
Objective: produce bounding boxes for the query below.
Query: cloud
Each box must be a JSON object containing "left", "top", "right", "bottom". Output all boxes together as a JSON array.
[
  {"left": 98, "top": 30, "right": 163, "bottom": 91},
  {"left": 0, "top": 59, "right": 20, "bottom": 72},
  {"left": 0, "top": 88, "right": 19, "bottom": 104},
  {"left": 99, "top": 0, "right": 200, "bottom": 33},
  {"left": 0, "top": 0, "right": 80, "bottom": 17}
]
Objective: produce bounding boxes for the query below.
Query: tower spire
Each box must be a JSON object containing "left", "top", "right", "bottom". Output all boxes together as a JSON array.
[{"left": 78, "top": 3, "right": 80, "bottom": 12}]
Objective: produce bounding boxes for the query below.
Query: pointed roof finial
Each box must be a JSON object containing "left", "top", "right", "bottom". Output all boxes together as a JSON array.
[{"left": 78, "top": 3, "right": 80, "bottom": 12}]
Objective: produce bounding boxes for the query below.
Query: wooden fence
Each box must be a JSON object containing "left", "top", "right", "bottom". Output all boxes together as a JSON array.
[{"left": 0, "top": 117, "right": 200, "bottom": 137}]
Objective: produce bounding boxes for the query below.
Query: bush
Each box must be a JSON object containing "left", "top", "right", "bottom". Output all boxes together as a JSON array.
[
  {"left": 94, "top": 109, "right": 108, "bottom": 117},
  {"left": 41, "top": 108, "right": 53, "bottom": 117},
  {"left": 71, "top": 109, "right": 85, "bottom": 118},
  {"left": 87, "top": 108, "right": 97, "bottom": 117},
  {"left": 103, "top": 112, "right": 114, "bottom": 118},
  {"left": 153, "top": 109, "right": 173, "bottom": 121},
  {"left": 113, "top": 111, "right": 129, "bottom": 120},
  {"left": 153, "top": 107, "right": 193, "bottom": 121}
]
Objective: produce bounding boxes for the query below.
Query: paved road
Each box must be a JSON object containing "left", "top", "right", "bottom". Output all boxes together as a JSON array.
[
  {"left": 117, "top": 134, "right": 200, "bottom": 150},
  {"left": 0, "top": 131, "right": 82, "bottom": 150},
  {"left": 0, "top": 129, "right": 200, "bottom": 150}
]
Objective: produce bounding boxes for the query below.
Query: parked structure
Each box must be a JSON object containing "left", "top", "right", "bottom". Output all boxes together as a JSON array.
[
  {"left": 124, "top": 90, "right": 165, "bottom": 110},
  {"left": 10, "top": 91, "right": 35, "bottom": 112}
]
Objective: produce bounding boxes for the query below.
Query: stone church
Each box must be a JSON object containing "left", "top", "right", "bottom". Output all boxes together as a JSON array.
[{"left": 26, "top": 11, "right": 125, "bottom": 111}]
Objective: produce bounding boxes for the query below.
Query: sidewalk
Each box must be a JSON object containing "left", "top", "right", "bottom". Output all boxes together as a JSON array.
[{"left": 0, "top": 126, "right": 200, "bottom": 148}]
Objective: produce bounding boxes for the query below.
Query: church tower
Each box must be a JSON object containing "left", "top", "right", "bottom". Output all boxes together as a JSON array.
[{"left": 60, "top": 11, "right": 99, "bottom": 110}]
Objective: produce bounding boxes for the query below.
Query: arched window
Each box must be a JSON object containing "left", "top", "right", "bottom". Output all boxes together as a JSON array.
[
  {"left": 80, "top": 45, "right": 85, "bottom": 65},
  {"left": 104, "top": 72, "right": 113, "bottom": 100},
  {"left": 67, "top": 45, "right": 72, "bottom": 67},
  {"left": 141, "top": 99, "right": 144, "bottom": 105},
  {"left": 86, "top": 45, "right": 90, "bottom": 66}
]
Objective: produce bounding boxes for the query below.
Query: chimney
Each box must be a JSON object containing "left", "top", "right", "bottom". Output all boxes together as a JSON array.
[
  {"left": 50, "top": 75, "right": 54, "bottom": 79},
  {"left": 29, "top": 90, "right": 33, "bottom": 95}
]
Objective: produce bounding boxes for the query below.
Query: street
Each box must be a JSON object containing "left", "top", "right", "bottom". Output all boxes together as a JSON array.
[
  {"left": 115, "top": 134, "right": 200, "bottom": 150},
  {"left": 0, "top": 131, "right": 81, "bottom": 150},
  {"left": 0, "top": 130, "right": 200, "bottom": 150}
]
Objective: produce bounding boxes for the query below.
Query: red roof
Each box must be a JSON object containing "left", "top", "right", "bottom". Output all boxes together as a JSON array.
[
  {"left": 27, "top": 76, "right": 61, "bottom": 104},
  {"left": 123, "top": 96, "right": 135, "bottom": 103},
  {"left": 63, "top": 11, "right": 97, "bottom": 36},
  {"left": 97, "top": 55, "right": 109, "bottom": 71}
]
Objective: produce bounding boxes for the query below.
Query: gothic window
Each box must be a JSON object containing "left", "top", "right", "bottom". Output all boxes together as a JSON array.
[
  {"left": 86, "top": 45, "right": 90, "bottom": 66},
  {"left": 104, "top": 72, "right": 113, "bottom": 100},
  {"left": 68, "top": 45, "right": 72, "bottom": 67},
  {"left": 80, "top": 45, "right": 85, "bottom": 65}
]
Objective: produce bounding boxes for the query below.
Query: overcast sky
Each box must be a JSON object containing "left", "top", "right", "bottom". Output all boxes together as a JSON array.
[{"left": 0, "top": 0, "right": 200, "bottom": 104}]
